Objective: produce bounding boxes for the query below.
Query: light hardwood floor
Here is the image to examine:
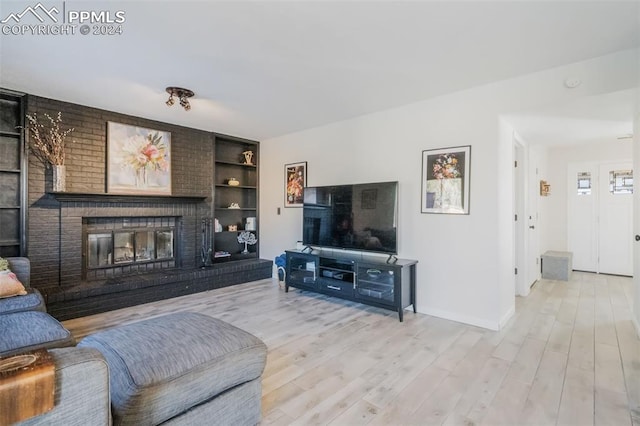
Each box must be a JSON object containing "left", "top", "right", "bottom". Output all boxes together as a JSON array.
[{"left": 63, "top": 271, "right": 640, "bottom": 425}]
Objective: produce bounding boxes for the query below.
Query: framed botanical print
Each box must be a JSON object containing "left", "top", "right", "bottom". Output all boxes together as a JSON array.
[
  {"left": 285, "top": 161, "right": 307, "bottom": 207},
  {"left": 421, "top": 146, "right": 470, "bottom": 214},
  {"left": 107, "top": 122, "right": 171, "bottom": 195}
]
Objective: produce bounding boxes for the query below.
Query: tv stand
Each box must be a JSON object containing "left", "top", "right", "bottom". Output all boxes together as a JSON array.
[{"left": 284, "top": 249, "right": 417, "bottom": 322}]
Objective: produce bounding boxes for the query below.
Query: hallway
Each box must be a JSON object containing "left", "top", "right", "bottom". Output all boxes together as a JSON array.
[{"left": 489, "top": 272, "right": 639, "bottom": 425}]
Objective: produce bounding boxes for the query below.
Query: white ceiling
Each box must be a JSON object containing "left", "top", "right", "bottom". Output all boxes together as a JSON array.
[
  {"left": 1, "top": 1, "right": 639, "bottom": 142},
  {"left": 505, "top": 89, "right": 637, "bottom": 146}
]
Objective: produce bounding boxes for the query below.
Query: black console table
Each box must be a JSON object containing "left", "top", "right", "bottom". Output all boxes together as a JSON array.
[{"left": 285, "top": 249, "right": 417, "bottom": 322}]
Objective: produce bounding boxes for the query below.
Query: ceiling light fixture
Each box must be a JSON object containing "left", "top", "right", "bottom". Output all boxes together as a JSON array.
[
  {"left": 165, "top": 87, "right": 194, "bottom": 111},
  {"left": 564, "top": 77, "right": 581, "bottom": 89}
]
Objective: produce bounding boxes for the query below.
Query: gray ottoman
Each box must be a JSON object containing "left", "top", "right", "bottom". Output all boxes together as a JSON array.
[
  {"left": 79, "top": 312, "right": 267, "bottom": 426},
  {"left": 541, "top": 250, "right": 573, "bottom": 281}
]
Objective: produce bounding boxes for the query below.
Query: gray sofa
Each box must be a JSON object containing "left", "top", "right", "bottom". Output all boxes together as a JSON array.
[
  {"left": 0, "top": 257, "right": 46, "bottom": 314},
  {"left": 1, "top": 258, "right": 76, "bottom": 357},
  {"left": 1, "top": 258, "right": 267, "bottom": 426}
]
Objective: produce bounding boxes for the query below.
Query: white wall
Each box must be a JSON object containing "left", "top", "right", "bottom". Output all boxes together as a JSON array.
[
  {"left": 531, "top": 145, "right": 550, "bottom": 257},
  {"left": 260, "top": 49, "right": 639, "bottom": 330},
  {"left": 538, "top": 140, "right": 633, "bottom": 254},
  {"left": 497, "top": 119, "right": 517, "bottom": 318}
]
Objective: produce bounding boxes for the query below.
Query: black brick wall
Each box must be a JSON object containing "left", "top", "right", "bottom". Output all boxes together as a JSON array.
[{"left": 26, "top": 95, "right": 218, "bottom": 290}]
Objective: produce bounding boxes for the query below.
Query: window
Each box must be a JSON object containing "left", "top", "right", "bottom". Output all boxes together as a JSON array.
[
  {"left": 577, "top": 172, "right": 591, "bottom": 195},
  {"left": 609, "top": 170, "right": 633, "bottom": 194}
]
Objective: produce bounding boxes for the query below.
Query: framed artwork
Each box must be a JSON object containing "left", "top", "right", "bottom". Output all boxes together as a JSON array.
[
  {"left": 421, "top": 145, "right": 471, "bottom": 214},
  {"left": 361, "top": 188, "right": 377, "bottom": 209},
  {"left": 107, "top": 122, "right": 171, "bottom": 195},
  {"left": 285, "top": 161, "right": 307, "bottom": 207}
]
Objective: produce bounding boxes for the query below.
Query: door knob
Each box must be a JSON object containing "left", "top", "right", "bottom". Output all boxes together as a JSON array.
[
  {"left": 529, "top": 226, "right": 535, "bottom": 229},
  {"left": 636, "top": 235, "right": 640, "bottom": 241}
]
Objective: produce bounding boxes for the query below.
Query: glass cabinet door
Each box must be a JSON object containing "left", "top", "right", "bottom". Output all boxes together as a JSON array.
[
  {"left": 356, "top": 266, "right": 395, "bottom": 305},
  {"left": 287, "top": 254, "right": 317, "bottom": 289}
]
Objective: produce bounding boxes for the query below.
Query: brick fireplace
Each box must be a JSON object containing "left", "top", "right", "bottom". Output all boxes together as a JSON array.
[
  {"left": 53, "top": 193, "right": 202, "bottom": 286},
  {"left": 23, "top": 95, "right": 272, "bottom": 321},
  {"left": 39, "top": 192, "right": 271, "bottom": 320}
]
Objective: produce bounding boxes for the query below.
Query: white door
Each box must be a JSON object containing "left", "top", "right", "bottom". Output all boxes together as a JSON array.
[
  {"left": 568, "top": 163, "right": 599, "bottom": 272},
  {"left": 568, "top": 162, "right": 633, "bottom": 276},
  {"left": 598, "top": 163, "right": 633, "bottom": 276}
]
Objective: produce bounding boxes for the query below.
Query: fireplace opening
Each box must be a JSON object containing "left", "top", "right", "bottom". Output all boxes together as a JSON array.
[{"left": 83, "top": 217, "right": 180, "bottom": 280}]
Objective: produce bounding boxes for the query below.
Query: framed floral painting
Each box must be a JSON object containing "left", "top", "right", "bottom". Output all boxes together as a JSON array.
[
  {"left": 107, "top": 122, "right": 171, "bottom": 195},
  {"left": 421, "top": 146, "right": 470, "bottom": 214},
  {"left": 285, "top": 161, "right": 307, "bottom": 207}
]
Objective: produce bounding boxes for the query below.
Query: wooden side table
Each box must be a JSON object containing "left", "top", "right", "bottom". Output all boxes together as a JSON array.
[{"left": 0, "top": 349, "right": 55, "bottom": 425}]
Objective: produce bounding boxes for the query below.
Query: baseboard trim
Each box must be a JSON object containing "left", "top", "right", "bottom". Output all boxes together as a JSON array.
[
  {"left": 499, "top": 305, "right": 516, "bottom": 329},
  {"left": 417, "top": 306, "right": 502, "bottom": 331}
]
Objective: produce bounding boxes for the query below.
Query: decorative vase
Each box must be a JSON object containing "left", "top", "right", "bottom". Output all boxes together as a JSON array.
[
  {"left": 245, "top": 217, "right": 256, "bottom": 231},
  {"left": 228, "top": 178, "right": 239, "bottom": 186},
  {"left": 52, "top": 165, "right": 66, "bottom": 192},
  {"left": 136, "top": 167, "right": 148, "bottom": 188}
]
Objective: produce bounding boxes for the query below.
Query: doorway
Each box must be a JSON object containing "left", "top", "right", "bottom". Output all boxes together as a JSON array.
[
  {"left": 513, "top": 136, "right": 540, "bottom": 296},
  {"left": 568, "top": 161, "right": 633, "bottom": 276}
]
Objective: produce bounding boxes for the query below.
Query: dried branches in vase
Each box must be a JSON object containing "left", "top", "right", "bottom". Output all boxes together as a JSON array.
[{"left": 25, "top": 112, "right": 74, "bottom": 167}]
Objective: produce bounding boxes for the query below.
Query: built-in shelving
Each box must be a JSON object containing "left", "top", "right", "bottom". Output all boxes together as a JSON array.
[
  {"left": 213, "top": 135, "right": 260, "bottom": 263},
  {"left": 0, "top": 90, "right": 25, "bottom": 257}
]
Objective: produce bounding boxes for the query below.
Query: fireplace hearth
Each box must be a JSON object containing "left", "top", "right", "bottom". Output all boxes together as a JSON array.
[{"left": 35, "top": 192, "right": 272, "bottom": 321}]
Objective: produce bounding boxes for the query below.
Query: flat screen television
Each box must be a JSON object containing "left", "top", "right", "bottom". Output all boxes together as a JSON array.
[{"left": 302, "top": 181, "right": 398, "bottom": 254}]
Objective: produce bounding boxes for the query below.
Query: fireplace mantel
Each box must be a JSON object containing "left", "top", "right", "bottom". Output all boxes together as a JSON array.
[{"left": 50, "top": 192, "right": 207, "bottom": 204}]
